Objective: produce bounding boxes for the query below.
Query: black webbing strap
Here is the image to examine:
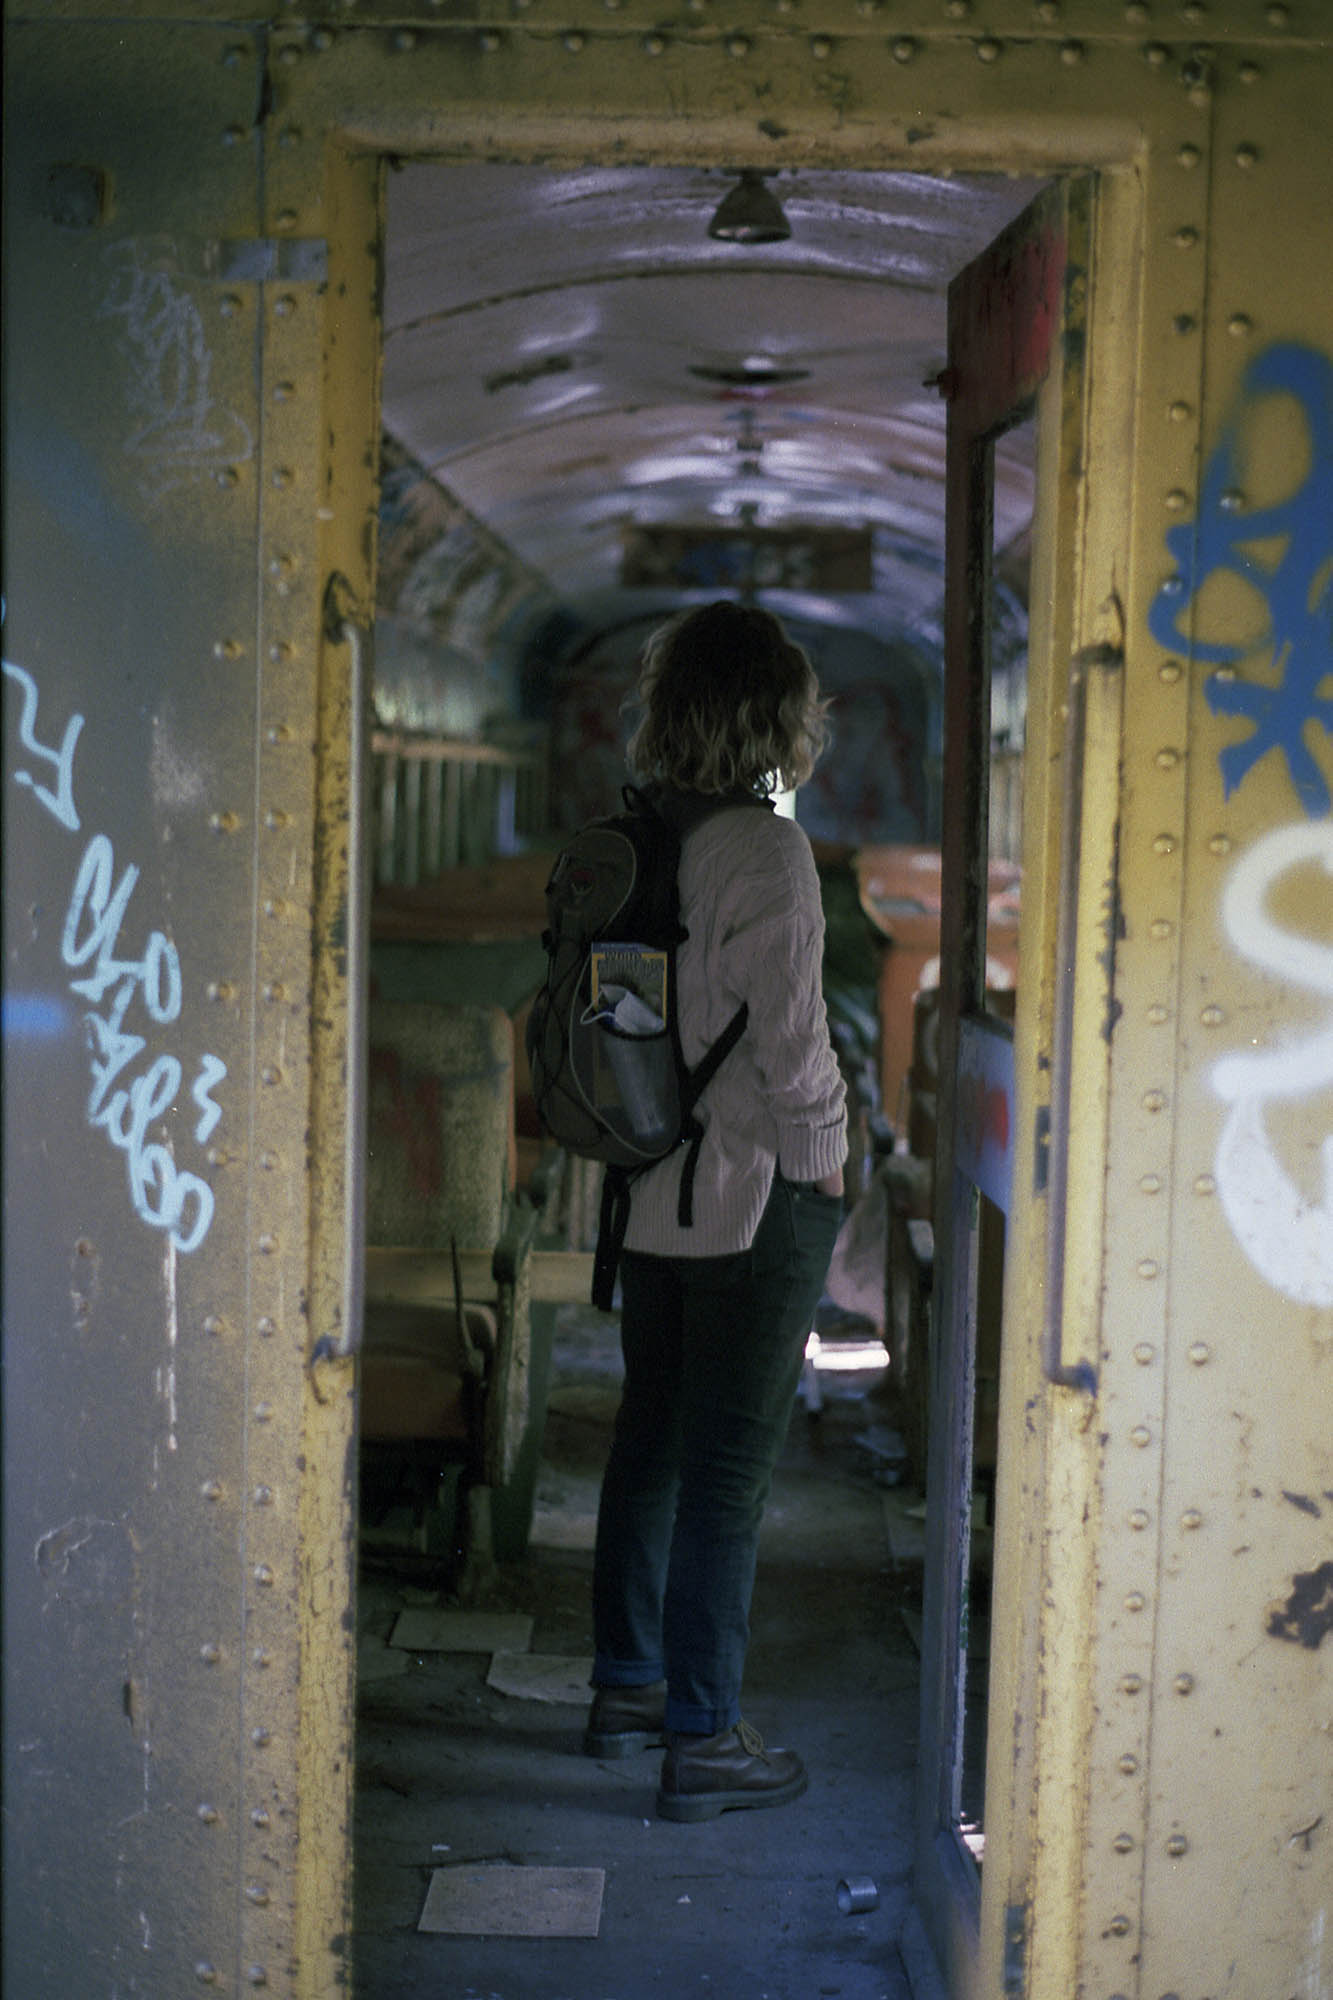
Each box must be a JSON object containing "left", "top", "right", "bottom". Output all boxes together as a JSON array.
[
  {"left": 593, "top": 1166, "right": 632, "bottom": 1312},
  {"left": 675, "top": 1000, "right": 748, "bottom": 1228}
]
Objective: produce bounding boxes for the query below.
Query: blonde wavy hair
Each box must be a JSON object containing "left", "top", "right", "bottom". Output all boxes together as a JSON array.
[{"left": 626, "top": 601, "right": 830, "bottom": 796}]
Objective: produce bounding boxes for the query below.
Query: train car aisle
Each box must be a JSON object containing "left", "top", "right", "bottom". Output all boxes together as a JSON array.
[{"left": 353, "top": 1300, "right": 934, "bottom": 2000}]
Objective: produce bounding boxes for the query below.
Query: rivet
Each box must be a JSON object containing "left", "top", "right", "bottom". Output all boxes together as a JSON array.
[
  {"left": 251, "top": 1807, "right": 271, "bottom": 1829},
  {"left": 259, "top": 1065, "right": 283, "bottom": 1087},
  {"left": 1059, "top": 40, "right": 1084, "bottom": 64},
  {"left": 1266, "top": 1, "right": 1288, "bottom": 22},
  {"left": 245, "top": 1884, "right": 270, "bottom": 1906},
  {"left": 213, "top": 638, "right": 243, "bottom": 660},
  {"left": 1174, "top": 1672, "right": 1196, "bottom": 1694},
  {"left": 1219, "top": 487, "right": 1246, "bottom": 513},
  {"left": 207, "top": 1144, "right": 230, "bottom": 1168},
  {"left": 264, "top": 808, "right": 289, "bottom": 830},
  {"left": 1143, "top": 1088, "right": 1167, "bottom": 1112},
  {"left": 890, "top": 36, "right": 917, "bottom": 61},
  {"left": 1158, "top": 658, "right": 1183, "bottom": 682},
  {"left": 392, "top": 27, "right": 418, "bottom": 49},
  {"left": 1176, "top": 142, "right": 1200, "bottom": 168},
  {"left": 1168, "top": 398, "right": 1192, "bottom": 422},
  {"left": 1150, "top": 918, "right": 1174, "bottom": 940},
  {"left": 222, "top": 42, "right": 249, "bottom": 64},
  {"left": 197, "top": 1802, "right": 220, "bottom": 1822},
  {"left": 1239, "top": 59, "right": 1261, "bottom": 82},
  {"left": 209, "top": 809, "right": 240, "bottom": 834},
  {"left": 1188, "top": 1341, "right": 1211, "bottom": 1365},
  {"left": 1151, "top": 834, "right": 1176, "bottom": 856},
  {"left": 269, "top": 641, "right": 293, "bottom": 663},
  {"left": 222, "top": 125, "right": 246, "bottom": 148},
  {"left": 563, "top": 29, "right": 585, "bottom": 50},
  {"left": 1124, "top": 0, "right": 1149, "bottom": 18},
  {"left": 976, "top": 36, "right": 1002, "bottom": 61},
  {"left": 254, "top": 1399, "right": 274, "bottom": 1421},
  {"left": 1128, "top": 1507, "right": 1151, "bottom": 1530},
  {"left": 195, "top": 1965, "right": 219, "bottom": 1985},
  {"left": 200, "top": 1478, "right": 224, "bottom": 1501},
  {"left": 726, "top": 34, "right": 750, "bottom": 55},
  {"left": 254, "top": 1485, "right": 274, "bottom": 1506},
  {"left": 311, "top": 26, "right": 334, "bottom": 48},
  {"left": 266, "top": 724, "right": 293, "bottom": 744},
  {"left": 277, "top": 42, "right": 301, "bottom": 64},
  {"left": 270, "top": 467, "right": 294, "bottom": 489},
  {"left": 275, "top": 209, "right": 298, "bottom": 235},
  {"left": 257, "top": 1315, "right": 277, "bottom": 1338},
  {"left": 811, "top": 35, "right": 833, "bottom": 57},
  {"left": 203, "top": 1314, "right": 226, "bottom": 1337},
  {"left": 1155, "top": 746, "right": 1181, "bottom": 770},
  {"left": 1118, "top": 1751, "right": 1139, "bottom": 1774},
  {"left": 1173, "top": 313, "right": 1196, "bottom": 335},
  {"left": 278, "top": 126, "right": 303, "bottom": 150},
  {"left": 1113, "top": 1831, "right": 1135, "bottom": 1853},
  {"left": 1147, "top": 1004, "right": 1169, "bottom": 1026},
  {"left": 1124, "top": 1591, "right": 1146, "bottom": 1612},
  {"left": 262, "top": 981, "right": 286, "bottom": 1003},
  {"left": 1130, "top": 1425, "right": 1152, "bottom": 1447},
  {"left": 200, "top": 1641, "right": 222, "bottom": 1664},
  {"left": 1200, "top": 1004, "right": 1225, "bottom": 1027},
  {"left": 1208, "top": 832, "right": 1232, "bottom": 855},
  {"left": 1137, "top": 1259, "right": 1160, "bottom": 1281},
  {"left": 1120, "top": 1673, "right": 1143, "bottom": 1695},
  {"left": 1165, "top": 489, "right": 1188, "bottom": 512},
  {"left": 855, "top": 0, "right": 883, "bottom": 15},
  {"left": 273, "top": 381, "right": 297, "bottom": 403},
  {"left": 260, "top": 1150, "right": 280, "bottom": 1172},
  {"left": 216, "top": 467, "right": 240, "bottom": 489},
  {"left": 253, "top": 1562, "right": 275, "bottom": 1586},
  {"left": 946, "top": 0, "right": 971, "bottom": 13},
  {"left": 247, "top": 1972, "right": 269, "bottom": 1990},
  {"left": 1034, "top": 0, "right": 1061, "bottom": 17},
  {"left": 1180, "top": 1507, "right": 1203, "bottom": 1530},
  {"left": 251, "top": 1726, "right": 271, "bottom": 1746},
  {"left": 1144, "top": 41, "right": 1170, "bottom": 66},
  {"left": 642, "top": 32, "right": 666, "bottom": 51},
  {"left": 1107, "top": 1915, "right": 1132, "bottom": 1937},
  {"left": 252, "top": 1649, "right": 272, "bottom": 1670},
  {"left": 1173, "top": 225, "right": 1199, "bottom": 249},
  {"left": 258, "top": 1235, "right": 279, "bottom": 1262},
  {"left": 478, "top": 24, "right": 502, "bottom": 44},
  {"left": 1165, "top": 1833, "right": 1189, "bottom": 1857},
  {"left": 273, "top": 295, "right": 296, "bottom": 318},
  {"left": 220, "top": 296, "right": 243, "bottom": 325},
  {"left": 1134, "top": 1342, "right": 1156, "bottom": 1366},
  {"left": 1194, "top": 1173, "right": 1216, "bottom": 1196},
  {"left": 1228, "top": 312, "right": 1253, "bottom": 337},
  {"left": 1139, "top": 1174, "right": 1162, "bottom": 1194},
  {"left": 1234, "top": 143, "right": 1259, "bottom": 170}
]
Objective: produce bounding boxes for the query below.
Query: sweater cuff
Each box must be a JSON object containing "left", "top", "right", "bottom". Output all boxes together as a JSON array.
[{"left": 775, "top": 1120, "right": 848, "bottom": 1185}]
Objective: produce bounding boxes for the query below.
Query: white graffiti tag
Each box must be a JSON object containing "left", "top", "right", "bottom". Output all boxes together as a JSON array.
[
  {"left": 98, "top": 241, "right": 254, "bottom": 502},
  {"left": 4, "top": 655, "right": 226, "bottom": 1253},
  {"left": 1211, "top": 822, "right": 1333, "bottom": 1306}
]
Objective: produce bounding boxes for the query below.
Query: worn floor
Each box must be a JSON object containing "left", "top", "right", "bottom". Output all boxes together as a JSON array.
[{"left": 352, "top": 1302, "right": 949, "bottom": 2000}]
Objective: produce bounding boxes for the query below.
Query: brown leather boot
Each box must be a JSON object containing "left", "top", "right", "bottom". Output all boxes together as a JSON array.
[
  {"left": 583, "top": 1682, "right": 668, "bottom": 1758},
  {"left": 656, "top": 1718, "right": 808, "bottom": 1821}
]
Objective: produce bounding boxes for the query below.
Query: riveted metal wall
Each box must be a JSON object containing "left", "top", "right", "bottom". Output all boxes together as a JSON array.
[
  {"left": 2, "top": 20, "right": 363, "bottom": 1995},
  {"left": 4, "top": 4, "right": 1330, "bottom": 1997}
]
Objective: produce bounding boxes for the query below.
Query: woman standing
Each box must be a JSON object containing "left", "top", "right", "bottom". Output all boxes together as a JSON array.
[{"left": 584, "top": 599, "right": 848, "bottom": 1822}]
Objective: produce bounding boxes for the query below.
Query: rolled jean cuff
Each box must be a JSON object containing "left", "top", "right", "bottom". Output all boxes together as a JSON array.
[
  {"left": 666, "top": 1695, "right": 740, "bottom": 1737},
  {"left": 592, "top": 1653, "right": 665, "bottom": 1689}
]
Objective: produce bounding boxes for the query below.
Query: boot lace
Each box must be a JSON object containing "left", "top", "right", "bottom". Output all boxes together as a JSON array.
[{"left": 735, "top": 1718, "right": 766, "bottom": 1759}]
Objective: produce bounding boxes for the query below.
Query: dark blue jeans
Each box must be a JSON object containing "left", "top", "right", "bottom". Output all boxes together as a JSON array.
[{"left": 592, "top": 1172, "right": 843, "bottom": 1736}]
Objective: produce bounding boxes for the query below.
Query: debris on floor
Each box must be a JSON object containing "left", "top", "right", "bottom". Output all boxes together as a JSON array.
[
  {"left": 486, "top": 1651, "right": 593, "bottom": 1704},
  {"left": 388, "top": 1607, "right": 535, "bottom": 1654},
  {"left": 419, "top": 1863, "right": 605, "bottom": 1938}
]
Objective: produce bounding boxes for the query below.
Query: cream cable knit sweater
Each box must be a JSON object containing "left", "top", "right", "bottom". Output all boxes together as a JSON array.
[{"left": 621, "top": 802, "right": 848, "bottom": 1259}]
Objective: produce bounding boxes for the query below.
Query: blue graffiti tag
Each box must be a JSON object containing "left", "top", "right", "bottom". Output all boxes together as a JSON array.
[{"left": 1148, "top": 343, "right": 1333, "bottom": 816}]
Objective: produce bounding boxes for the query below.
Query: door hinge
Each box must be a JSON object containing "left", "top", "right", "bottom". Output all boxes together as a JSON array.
[
  {"left": 1033, "top": 1103, "right": 1050, "bottom": 1194},
  {"left": 203, "top": 237, "right": 328, "bottom": 282},
  {"left": 1003, "top": 1901, "right": 1028, "bottom": 1995}
]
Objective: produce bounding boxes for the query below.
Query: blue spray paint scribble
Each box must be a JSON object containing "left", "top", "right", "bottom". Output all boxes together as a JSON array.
[{"left": 1148, "top": 343, "right": 1333, "bottom": 816}]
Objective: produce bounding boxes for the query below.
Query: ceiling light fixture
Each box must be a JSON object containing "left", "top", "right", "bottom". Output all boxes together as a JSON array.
[{"left": 707, "top": 170, "right": 792, "bottom": 245}]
